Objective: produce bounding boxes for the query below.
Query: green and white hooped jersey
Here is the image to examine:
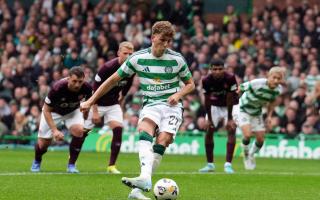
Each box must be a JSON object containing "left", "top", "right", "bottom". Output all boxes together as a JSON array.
[
  {"left": 117, "top": 48, "right": 192, "bottom": 107},
  {"left": 239, "top": 78, "right": 282, "bottom": 116}
]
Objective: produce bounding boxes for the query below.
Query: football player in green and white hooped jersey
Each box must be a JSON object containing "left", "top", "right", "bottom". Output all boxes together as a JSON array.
[
  {"left": 238, "top": 67, "right": 285, "bottom": 170},
  {"left": 80, "top": 21, "right": 195, "bottom": 200}
]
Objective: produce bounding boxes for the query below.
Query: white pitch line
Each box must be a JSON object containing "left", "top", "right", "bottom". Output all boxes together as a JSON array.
[{"left": 1, "top": 171, "right": 320, "bottom": 176}]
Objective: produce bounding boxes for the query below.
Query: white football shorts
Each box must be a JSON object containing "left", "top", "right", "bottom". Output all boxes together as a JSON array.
[
  {"left": 139, "top": 104, "right": 183, "bottom": 136},
  {"left": 237, "top": 110, "right": 265, "bottom": 132},
  {"left": 84, "top": 104, "right": 123, "bottom": 130},
  {"left": 206, "top": 104, "right": 239, "bottom": 127},
  {"left": 38, "top": 108, "right": 84, "bottom": 139}
]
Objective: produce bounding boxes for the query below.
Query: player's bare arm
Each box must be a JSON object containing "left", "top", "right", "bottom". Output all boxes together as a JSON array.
[
  {"left": 266, "top": 100, "right": 278, "bottom": 131},
  {"left": 42, "top": 104, "right": 64, "bottom": 141},
  {"left": 204, "top": 93, "right": 213, "bottom": 127},
  {"left": 167, "top": 78, "right": 195, "bottom": 105},
  {"left": 91, "top": 104, "right": 101, "bottom": 125},
  {"left": 226, "top": 91, "right": 236, "bottom": 130},
  {"left": 81, "top": 72, "right": 122, "bottom": 112}
]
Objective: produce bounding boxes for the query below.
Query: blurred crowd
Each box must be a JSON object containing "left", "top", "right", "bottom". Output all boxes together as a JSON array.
[{"left": 0, "top": 0, "right": 319, "bottom": 143}]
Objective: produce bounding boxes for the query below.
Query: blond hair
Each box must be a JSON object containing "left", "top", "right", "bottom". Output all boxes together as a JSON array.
[
  {"left": 151, "top": 21, "right": 175, "bottom": 38},
  {"left": 268, "top": 66, "right": 286, "bottom": 76},
  {"left": 119, "top": 41, "right": 134, "bottom": 51}
]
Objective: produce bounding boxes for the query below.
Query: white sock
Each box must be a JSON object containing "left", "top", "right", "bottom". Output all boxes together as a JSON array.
[
  {"left": 138, "top": 140, "right": 153, "bottom": 179},
  {"left": 249, "top": 142, "right": 261, "bottom": 155},
  {"left": 152, "top": 153, "right": 162, "bottom": 174}
]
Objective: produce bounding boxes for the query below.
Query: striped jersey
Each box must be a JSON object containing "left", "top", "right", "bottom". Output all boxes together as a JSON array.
[
  {"left": 239, "top": 78, "right": 282, "bottom": 116},
  {"left": 117, "top": 48, "right": 192, "bottom": 107}
]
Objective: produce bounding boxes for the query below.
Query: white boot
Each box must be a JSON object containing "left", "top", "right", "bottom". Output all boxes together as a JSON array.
[{"left": 128, "top": 188, "right": 151, "bottom": 200}]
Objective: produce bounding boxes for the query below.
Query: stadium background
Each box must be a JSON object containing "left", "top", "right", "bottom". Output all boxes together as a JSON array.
[
  {"left": 0, "top": 0, "right": 320, "bottom": 200},
  {"left": 0, "top": 0, "right": 319, "bottom": 158}
]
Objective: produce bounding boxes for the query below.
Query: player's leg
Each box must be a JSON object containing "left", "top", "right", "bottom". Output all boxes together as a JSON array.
[
  {"left": 224, "top": 125, "right": 236, "bottom": 173},
  {"left": 122, "top": 106, "right": 161, "bottom": 191},
  {"left": 107, "top": 120, "right": 123, "bottom": 173},
  {"left": 31, "top": 112, "right": 59, "bottom": 172},
  {"left": 127, "top": 105, "right": 181, "bottom": 198},
  {"left": 199, "top": 124, "right": 215, "bottom": 172},
  {"left": 224, "top": 105, "right": 238, "bottom": 173},
  {"left": 199, "top": 106, "right": 219, "bottom": 172},
  {"left": 105, "top": 105, "right": 124, "bottom": 174},
  {"left": 239, "top": 111, "right": 254, "bottom": 170},
  {"left": 241, "top": 123, "right": 253, "bottom": 170},
  {"left": 250, "top": 131, "right": 264, "bottom": 156},
  {"left": 65, "top": 109, "right": 86, "bottom": 173},
  {"left": 128, "top": 131, "right": 172, "bottom": 199},
  {"left": 67, "top": 124, "right": 84, "bottom": 173},
  {"left": 247, "top": 115, "right": 266, "bottom": 169},
  {"left": 246, "top": 131, "right": 264, "bottom": 170},
  {"left": 122, "top": 117, "right": 157, "bottom": 192},
  {"left": 153, "top": 105, "right": 182, "bottom": 173},
  {"left": 152, "top": 131, "right": 173, "bottom": 172},
  {"left": 31, "top": 138, "right": 52, "bottom": 172}
]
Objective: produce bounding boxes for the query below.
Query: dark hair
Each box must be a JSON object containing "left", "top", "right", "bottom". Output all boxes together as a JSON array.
[
  {"left": 69, "top": 66, "right": 85, "bottom": 78},
  {"left": 210, "top": 59, "right": 224, "bottom": 68}
]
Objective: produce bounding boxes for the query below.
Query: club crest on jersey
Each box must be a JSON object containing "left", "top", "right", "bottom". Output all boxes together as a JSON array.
[{"left": 165, "top": 66, "right": 173, "bottom": 73}]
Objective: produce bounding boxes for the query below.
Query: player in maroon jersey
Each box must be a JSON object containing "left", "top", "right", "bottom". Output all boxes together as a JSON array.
[
  {"left": 31, "top": 66, "right": 92, "bottom": 173},
  {"left": 84, "top": 41, "right": 134, "bottom": 174},
  {"left": 199, "top": 59, "right": 239, "bottom": 173}
]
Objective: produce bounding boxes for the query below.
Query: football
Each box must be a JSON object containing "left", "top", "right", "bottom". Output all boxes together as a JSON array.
[{"left": 153, "top": 178, "right": 179, "bottom": 200}]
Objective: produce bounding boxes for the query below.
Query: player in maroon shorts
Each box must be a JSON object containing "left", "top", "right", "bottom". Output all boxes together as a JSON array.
[
  {"left": 199, "top": 59, "right": 239, "bottom": 173},
  {"left": 31, "top": 66, "right": 92, "bottom": 173},
  {"left": 84, "top": 41, "right": 134, "bottom": 174}
]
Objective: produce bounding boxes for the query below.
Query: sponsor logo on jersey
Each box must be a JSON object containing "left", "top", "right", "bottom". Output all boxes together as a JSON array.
[
  {"left": 153, "top": 77, "right": 161, "bottom": 83},
  {"left": 146, "top": 84, "right": 171, "bottom": 91},
  {"left": 60, "top": 102, "right": 79, "bottom": 108}
]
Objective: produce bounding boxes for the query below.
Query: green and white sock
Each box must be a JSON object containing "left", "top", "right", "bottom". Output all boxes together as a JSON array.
[
  {"left": 152, "top": 144, "right": 165, "bottom": 173},
  {"left": 249, "top": 142, "right": 263, "bottom": 155},
  {"left": 138, "top": 132, "right": 154, "bottom": 179},
  {"left": 242, "top": 138, "right": 250, "bottom": 156}
]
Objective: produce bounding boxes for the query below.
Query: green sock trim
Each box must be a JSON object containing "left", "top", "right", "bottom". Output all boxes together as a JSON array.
[
  {"left": 139, "top": 131, "right": 153, "bottom": 142},
  {"left": 255, "top": 141, "right": 264, "bottom": 148},
  {"left": 153, "top": 144, "right": 166, "bottom": 155}
]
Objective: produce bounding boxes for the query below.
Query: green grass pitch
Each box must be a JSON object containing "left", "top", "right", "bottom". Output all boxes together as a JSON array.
[{"left": 0, "top": 150, "right": 319, "bottom": 200}]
